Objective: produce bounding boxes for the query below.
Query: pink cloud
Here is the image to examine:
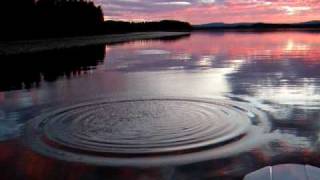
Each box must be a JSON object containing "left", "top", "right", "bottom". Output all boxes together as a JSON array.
[{"left": 94, "top": 0, "right": 320, "bottom": 24}]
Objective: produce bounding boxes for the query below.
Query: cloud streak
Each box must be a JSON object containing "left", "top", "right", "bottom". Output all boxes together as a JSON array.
[{"left": 94, "top": 0, "right": 320, "bottom": 24}]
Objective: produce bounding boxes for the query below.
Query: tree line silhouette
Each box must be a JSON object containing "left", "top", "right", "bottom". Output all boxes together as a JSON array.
[
  {"left": 0, "top": 0, "right": 104, "bottom": 40},
  {"left": 102, "top": 20, "right": 192, "bottom": 34},
  {"left": 194, "top": 21, "right": 320, "bottom": 31},
  {"left": 0, "top": 0, "right": 191, "bottom": 40}
]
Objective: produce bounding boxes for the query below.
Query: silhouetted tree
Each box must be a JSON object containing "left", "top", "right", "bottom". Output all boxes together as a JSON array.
[
  {"left": 0, "top": 0, "right": 191, "bottom": 40},
  {"left": 0, "top": 0, "right": 104, "bottom": 40},
  {"left": 35, "top": 0, "right": 104, "bottom": 37},
  {"left": 0, "top": 0, "right": 36, "bottom": 38},
  {"left": 102, "top": 20, "right": 192, "bottom": 34}
]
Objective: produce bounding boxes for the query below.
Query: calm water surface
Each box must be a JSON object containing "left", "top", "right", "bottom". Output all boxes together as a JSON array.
[{"left": 1, "top": 32, "right": 320, "bottom": 179}]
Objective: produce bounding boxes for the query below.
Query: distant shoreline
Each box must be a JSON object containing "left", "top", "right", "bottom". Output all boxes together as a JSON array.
[
  {"left": 0, "top": 32, "right": 190, "bottom": 55},
  {"left": 193, "top": 21, "right": 320, "bottom": 32},
  {"left": 193, "top": 28, "right": 320, "bottom": 33}
]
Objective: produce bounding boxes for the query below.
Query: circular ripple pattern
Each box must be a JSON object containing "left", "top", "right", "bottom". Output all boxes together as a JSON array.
[{"left": 24, "top": 98, "right": 270, "bottom": 166}]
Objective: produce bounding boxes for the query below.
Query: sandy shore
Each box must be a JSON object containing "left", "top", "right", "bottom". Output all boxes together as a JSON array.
[{"left": 0, "top": 32, "right": 190, "bottom": 55}]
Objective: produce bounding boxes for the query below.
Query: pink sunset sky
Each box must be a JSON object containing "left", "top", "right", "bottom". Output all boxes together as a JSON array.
[{"left": 93, "top": 0, "right": 320, "bottom": 24}]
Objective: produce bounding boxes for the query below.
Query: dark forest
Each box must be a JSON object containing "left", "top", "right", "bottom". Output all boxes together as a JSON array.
[{"left": 0, "top": 0, "right": 191, "bottom": 40}]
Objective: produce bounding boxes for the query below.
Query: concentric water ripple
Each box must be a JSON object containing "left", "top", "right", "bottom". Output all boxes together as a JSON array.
[{"left": 23, "top": 98, "right": 271, "bottom": 166}]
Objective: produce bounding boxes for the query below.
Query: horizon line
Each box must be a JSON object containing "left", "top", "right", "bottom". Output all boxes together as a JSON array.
[{"left": 103, "top": 17, "right": 320, "bottom": 26}]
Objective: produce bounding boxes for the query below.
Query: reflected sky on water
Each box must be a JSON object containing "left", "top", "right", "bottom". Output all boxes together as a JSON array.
[{"left": 2, "top": 32, "right": 320, "bottom": 179}]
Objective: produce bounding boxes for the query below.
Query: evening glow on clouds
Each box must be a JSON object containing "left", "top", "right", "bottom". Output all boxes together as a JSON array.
[{"left": 93, "top": 0, "right": 320, "bottom": 24}]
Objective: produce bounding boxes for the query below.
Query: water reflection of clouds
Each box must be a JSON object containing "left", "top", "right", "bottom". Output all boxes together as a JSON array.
[
  {"left": 254, "top": 85, "right": 320, "bottom": 108},
  {"left": 104, "top": 32, "right": 320, "bottom": 109},
  {"left": 197, "top": 55, "right": 215, "bottom": 67},
  {"left": 103, "top": 32, "right": 320, "bottom": 165},
  {"left": 2, "top": 32, "right": 320, "bottom": 175},
  {"left": 228, "top": 57, "right": 320, "bottom": 108},
  {"left": 172, "top": 53, "right": 192, "bottom": 61},
  {"left": 102, "top": 32, "right": 320, "bottom": 111},
  {"left": 284, "top": 39, "right": 310, "bottom": 52},
  {"left": 136, "top": 49, "right": 171, "bottom": 55}
]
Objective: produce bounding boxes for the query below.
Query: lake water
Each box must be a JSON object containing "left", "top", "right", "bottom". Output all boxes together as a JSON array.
[{"left": 1, "top": 32, "right": 320, "bottom": 179}]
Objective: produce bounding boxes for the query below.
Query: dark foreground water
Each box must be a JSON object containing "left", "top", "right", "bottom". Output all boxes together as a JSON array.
[{"left": 1, "top": 32, "right": 320, "bottom": 179}]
